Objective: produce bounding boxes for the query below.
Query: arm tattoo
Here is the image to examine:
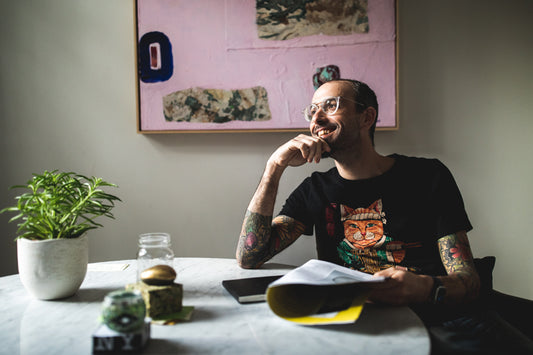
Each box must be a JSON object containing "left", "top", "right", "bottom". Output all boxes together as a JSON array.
[
  {"left": 438, "top": 232, "right": 480, "bottom": 302},
  {"left": 237, "top": 211, "right": 304, "bottom": 268},
  {"left": 439, "top": 232, "right": 474, "bottom": 273},
  {"left": 237, "top": 210, "right": 272, "bottom": 268},
  {"left": 271, "top": 215, "right": 306, "bottom": 253}
]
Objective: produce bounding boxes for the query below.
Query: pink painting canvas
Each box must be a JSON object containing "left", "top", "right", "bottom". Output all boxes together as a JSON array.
[{"left": 136, "top": 0, "right": 397, "bottom": 132}]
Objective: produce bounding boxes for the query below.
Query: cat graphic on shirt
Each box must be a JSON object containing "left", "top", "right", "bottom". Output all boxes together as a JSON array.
[{"left": 337, "top": 199, "right": 407, "bottom": 273}]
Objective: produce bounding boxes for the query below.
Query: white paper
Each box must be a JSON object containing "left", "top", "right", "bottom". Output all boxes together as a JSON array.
[{"left": 269, "top": 259, "right": 386, "bottom": 287}]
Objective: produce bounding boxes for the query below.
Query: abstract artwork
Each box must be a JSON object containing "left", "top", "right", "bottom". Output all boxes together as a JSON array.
[
  {"left": 135, "top": 0, "right": 397, "bottom": 133},
  {"left": 256, "top": 0, "right": 369, "bottom": 41},
  {"left": 313, "top": 65, "right": 341, "bottom": 90},
  {"left": 163, "top": 87, "right": 271, "bottom": 123}
]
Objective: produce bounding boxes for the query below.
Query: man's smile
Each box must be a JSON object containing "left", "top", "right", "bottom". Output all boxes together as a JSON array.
[
  {"left": 317, "top": 129, "right": 331, "bottom": 138},
  {"left": 315, "top": 127, "right": 336, "bottom": 139}
]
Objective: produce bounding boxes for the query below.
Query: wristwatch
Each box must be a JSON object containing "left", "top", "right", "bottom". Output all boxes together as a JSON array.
[{"left": 430, "top": 276, "right": 447, "bottom": 305}]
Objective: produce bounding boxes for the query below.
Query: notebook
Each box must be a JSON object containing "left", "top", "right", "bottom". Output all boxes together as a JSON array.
[{"left": 222, "top": 275, "right": 283, "bottom": 304}]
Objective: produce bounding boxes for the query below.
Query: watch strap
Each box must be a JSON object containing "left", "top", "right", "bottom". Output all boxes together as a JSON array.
[{"left": 430, "top": 276, "right": 446, "bottom": 304}]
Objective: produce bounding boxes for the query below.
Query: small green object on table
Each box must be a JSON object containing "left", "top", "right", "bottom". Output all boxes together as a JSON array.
[
  {"left": 126, "top": 281, "right": 193, "bottom": 323},
  {"left": 94, "top": 290, "right": 150, "bottom": 353},
  {"left": 101, "top": 290, "right": 146, "bottom": 333}
]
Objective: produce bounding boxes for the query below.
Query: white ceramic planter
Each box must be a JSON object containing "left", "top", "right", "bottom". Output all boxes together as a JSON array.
[{"left": 17, "top": 234, "right": 88, "bottom": 300}]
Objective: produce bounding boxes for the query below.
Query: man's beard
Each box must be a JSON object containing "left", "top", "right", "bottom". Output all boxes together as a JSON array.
[{"left": 327, "top": 131, "right": 362, "bottom": 160}]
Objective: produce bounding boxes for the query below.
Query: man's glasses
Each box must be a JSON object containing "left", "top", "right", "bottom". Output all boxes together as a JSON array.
[{"left": 303, "top": 96, "right": 365, "bottom": 122}]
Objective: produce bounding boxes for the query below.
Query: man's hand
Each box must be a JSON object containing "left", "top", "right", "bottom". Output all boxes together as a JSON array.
[
  {"left": 369, "top": 266, "right": 433, "bottom": 306},
  {"left": 268, "top": 134, "right": 331, "bottom": 169}
]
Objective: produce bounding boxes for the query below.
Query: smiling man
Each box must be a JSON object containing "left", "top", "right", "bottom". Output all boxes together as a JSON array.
[
  {"left": 235, "top": 79, "right": 531, "bottom": 353},
  {"left": 236, "top": 79, "right": 477, "bottom": 301}
]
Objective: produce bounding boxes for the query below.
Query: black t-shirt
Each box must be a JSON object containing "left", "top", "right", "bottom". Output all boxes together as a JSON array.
[{"left": 278, "top": 154, "right": 472, "bottom": 275}]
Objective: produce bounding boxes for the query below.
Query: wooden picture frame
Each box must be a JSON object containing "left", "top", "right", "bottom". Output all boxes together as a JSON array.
[{"left": 135, "top": 0, "right": 398, "bottom": 133}]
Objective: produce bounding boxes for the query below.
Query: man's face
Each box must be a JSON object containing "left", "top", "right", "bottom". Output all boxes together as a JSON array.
[{"left": 308, "top": 81, "right": 362, "bottom": 154}]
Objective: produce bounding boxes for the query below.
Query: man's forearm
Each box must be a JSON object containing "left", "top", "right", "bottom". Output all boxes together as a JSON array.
[
  {"left": 237, "top": 212, "right": 306, "bottom": 269},
  {"left": 247, "top": 161, "right": 286, "bottom": 214},
  {"left": 438, "top": 232, "right": 481, "bottom": 303},
  {"left": 236, "top": 163, "right": 285, "bottom": 268},
  {"left": 369, "top": 232, "right": 481, "bottom": 306},
  {"left": 236, "top": 210, "right": 273, "bottom": 268}
]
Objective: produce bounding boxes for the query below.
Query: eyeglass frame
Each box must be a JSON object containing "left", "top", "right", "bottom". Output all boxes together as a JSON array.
[{"left": 302, "top": 96, "right": 366, "bottom": 122}]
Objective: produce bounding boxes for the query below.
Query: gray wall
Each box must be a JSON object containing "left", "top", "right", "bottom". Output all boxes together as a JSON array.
[{"left": 0, "top": 0, "right": 531, "bottom": 299}]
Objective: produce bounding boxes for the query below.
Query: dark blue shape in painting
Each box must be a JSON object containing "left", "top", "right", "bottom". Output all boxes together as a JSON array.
[{"left": 138, "top": 31, "right": 173, "bottom": 83}]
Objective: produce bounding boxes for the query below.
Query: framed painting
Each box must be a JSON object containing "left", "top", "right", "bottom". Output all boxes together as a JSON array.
[{"left": 135, "top": 0, "right": 398, "bottom": 133}]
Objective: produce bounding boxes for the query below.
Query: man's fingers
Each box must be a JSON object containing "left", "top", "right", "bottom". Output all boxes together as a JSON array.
[
  {"left": 278, "top": 135, "right": 331, "bottom": 167},
  {"left": 370, "top": 276, "right": 397, "bottom": 289},
  {"left": 307, "top": 143, "right": 318, "bottom": 163},
  {"left": 292, "top": 135, "right": 329, "bottom": 163}
]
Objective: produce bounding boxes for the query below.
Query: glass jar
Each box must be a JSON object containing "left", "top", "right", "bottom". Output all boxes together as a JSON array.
[
  {"left": 101, "top": 290, "right": 146, "bottom": 333},
  {"left": 136, "top": 232, "right": 175, "bottom": 281}
]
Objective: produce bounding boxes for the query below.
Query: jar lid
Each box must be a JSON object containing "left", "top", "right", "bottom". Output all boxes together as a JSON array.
[{"left": 138, "top": 232, "right": 171, "bottom": 246}]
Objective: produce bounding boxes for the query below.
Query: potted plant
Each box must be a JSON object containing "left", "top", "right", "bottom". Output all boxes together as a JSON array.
[{"left": 1, "top": 170, "right": 121, "bottom": 300}]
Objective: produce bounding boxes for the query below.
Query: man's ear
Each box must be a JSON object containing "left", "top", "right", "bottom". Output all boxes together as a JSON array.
[{"left": 360, "top": 107, "right": 377, "bottom": 129}]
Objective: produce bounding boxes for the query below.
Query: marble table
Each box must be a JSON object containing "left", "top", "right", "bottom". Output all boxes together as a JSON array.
[{"left": 0, "top": 257, "right": 430, "bottom": 354}]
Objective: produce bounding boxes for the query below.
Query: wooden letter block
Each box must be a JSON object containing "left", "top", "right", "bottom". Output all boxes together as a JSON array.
[{"left": 92, "top": 319, "right": 150, "bottom": 353}]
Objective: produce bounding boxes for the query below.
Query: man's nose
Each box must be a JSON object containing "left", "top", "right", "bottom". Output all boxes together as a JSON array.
[{"left": 311, "top": 108, "right": 327, "bottom": 124}]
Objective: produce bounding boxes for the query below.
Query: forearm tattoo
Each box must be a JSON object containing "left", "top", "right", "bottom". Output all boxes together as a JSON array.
[
  {"left": 237, "top": 211, "right": 305, "bottom": 268},
  {"left": 271, "top": 215, "right": 306, "bottom": 251},
  {"left": 237, "top": 210, "right": 272, "bottom": 268},
  {"left": 439, "top": 232, "right": 474, "bottom": 272},
  {"left": 438, "top": 232, "right": 480, "bottom": 301}
]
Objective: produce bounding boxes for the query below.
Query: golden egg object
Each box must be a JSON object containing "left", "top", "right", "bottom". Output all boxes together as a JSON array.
[{"left": 140, "top": 265, "right": 177, "bottom": 285}]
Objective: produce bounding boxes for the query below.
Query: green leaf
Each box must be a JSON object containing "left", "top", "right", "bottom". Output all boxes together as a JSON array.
[{"left": 1, "top": 170, "right": 121, "bottom": 240}]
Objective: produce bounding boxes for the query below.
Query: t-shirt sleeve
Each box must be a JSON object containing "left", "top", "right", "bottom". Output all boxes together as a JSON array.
[
  {"left": 430, "top": 159, "right": 473, "bottom": 239},
  {"left": 278, "top": 179, "right": 315, "bottom": 236}
]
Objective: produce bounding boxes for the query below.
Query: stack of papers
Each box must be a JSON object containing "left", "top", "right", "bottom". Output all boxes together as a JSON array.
[{"left": 266, "top": 259, "right": 387, "bottom": 325}]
